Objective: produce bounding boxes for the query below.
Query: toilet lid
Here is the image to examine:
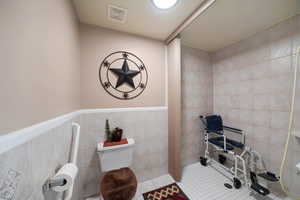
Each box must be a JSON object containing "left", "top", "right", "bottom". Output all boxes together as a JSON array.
[{"left": 101, "top": 167, "right": 137, "bottom": 200}]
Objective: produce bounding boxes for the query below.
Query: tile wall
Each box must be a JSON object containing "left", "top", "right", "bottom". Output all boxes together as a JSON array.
[
  {"left": 0, "top": 108, "right": 167, "bottom": 200},
  {"left": 212, "top": 14, "right": 300, "bottom": 196},
  {"left": 181, "top": 46, "right": 213, "bottom": 168},
  {"left": 72, "top": 108, "right": 168, "bottom": 200},
  {"left": 0, "top": 118, "right": 77, "bottom": 200}
]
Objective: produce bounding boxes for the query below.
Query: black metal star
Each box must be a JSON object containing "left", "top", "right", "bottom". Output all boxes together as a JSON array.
[{"left": 109, "top": 60, "right": 140, "bottom": 89}]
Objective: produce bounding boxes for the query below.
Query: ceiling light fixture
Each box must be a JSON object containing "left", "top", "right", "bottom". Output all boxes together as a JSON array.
[{"left": 152, "top": 0, "right": 178, "bottom": 9}]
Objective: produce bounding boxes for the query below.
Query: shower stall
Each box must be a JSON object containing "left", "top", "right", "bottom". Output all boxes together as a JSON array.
[{"left": 166, "top": 3, "right": 300, "bottom": 198}]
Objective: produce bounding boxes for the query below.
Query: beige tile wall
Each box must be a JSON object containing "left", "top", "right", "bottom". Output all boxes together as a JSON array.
[
  {"left": 212, "top": 14, "right": 300, "bottom": 196},
  {"left": 181, "top": 46, "right": 213, "bottom": 168}
]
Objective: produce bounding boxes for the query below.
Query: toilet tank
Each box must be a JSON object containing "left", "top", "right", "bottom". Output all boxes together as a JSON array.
[{"left": 97, "top": 138, "right": 135, "bottom": 172}]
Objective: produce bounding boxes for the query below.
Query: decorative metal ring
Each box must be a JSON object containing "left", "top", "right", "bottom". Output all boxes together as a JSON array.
[{"left": 99, "top": 51, "right": 148, "bottom": 100}]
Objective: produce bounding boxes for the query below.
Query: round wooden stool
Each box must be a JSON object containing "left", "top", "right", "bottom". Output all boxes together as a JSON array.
[{"left": 101, "top": 167, "right": 137, "bottom": 200}]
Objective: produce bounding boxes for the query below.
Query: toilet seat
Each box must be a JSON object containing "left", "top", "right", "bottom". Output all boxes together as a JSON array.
[{"left": 101, "top": 167, "right": 137, "bottom": 200}]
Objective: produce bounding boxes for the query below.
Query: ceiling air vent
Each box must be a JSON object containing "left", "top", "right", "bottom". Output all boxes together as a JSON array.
[{"left": 107, "top": 5, "right": 127, "bottom": 23}]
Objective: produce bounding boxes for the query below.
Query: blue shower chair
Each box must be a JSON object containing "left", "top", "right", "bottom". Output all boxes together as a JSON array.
[{"left": 199, "top": 115, "right": 248, "bottom": 189}]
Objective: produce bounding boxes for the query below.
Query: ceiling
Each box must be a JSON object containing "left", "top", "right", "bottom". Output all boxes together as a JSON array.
[
  {"left": 181, "top": 0, "right": 300, "bottom": 52},
  {"left": 73, "top": 0, "right": 300, "bottom": 52},
  {"left": 73, "top": 0, "right": 205, "bottom": 41}
]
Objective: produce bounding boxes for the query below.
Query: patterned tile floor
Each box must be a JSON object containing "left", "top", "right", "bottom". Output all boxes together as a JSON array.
[{"left": 88, "top": 163, "right": 284, "bottom": 200}]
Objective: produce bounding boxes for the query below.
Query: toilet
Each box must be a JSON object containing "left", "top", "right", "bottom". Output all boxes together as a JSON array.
[{"left": 96, "top": 138, "right": 137, "bottom": 200}]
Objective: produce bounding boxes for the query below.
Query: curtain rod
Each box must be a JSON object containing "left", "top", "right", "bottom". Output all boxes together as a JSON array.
[{"left": 165, "top": 0, "right": 216, "bottom": 44}]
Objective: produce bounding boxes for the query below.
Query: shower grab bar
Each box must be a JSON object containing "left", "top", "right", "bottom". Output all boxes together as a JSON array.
[
  {"left": 63, "top": 122, "right": 80, "bottom": 200},
  {"left": 42, "top": 122, "right": 80, "bottom": 198},
  {"left": 70, "top": 122, "right": 80, "bottom": 165}
]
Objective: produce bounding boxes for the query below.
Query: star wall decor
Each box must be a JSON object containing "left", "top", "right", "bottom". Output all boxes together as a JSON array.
[{"left": 99, "top": 51, "right": 148, "bottom": 100}]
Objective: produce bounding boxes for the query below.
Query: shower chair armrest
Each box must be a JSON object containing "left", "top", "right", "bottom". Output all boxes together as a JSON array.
[
  {"left": 223, "top": 125, "right": 245, "bottom": 146},
  {"left": 223, "top": 126, "right": 243, "bottom": 134}
]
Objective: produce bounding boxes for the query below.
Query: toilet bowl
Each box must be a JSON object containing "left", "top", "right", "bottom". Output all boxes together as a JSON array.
[{"left": 96, "top": 138, "right": 137, "bottom": 200}]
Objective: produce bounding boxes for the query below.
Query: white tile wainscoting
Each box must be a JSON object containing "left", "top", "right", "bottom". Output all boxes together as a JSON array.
[
  {"left": 74, "top": 107, "right": 168, "bottom": 199},
  {"left": 0, "top": 107, "right": 167, "bottom": 200},
  {"left": 0, "top": 118, "right": 77, "bottom": 200}
]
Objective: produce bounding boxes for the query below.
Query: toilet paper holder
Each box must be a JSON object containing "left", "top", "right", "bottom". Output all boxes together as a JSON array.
[{"left": 42, "top": 178, "right": 67, "bottom": 192}]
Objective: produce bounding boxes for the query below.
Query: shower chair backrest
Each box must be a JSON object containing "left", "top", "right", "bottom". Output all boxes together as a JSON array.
[{"left": 205, "top": 115, "right": 223, "bottom": 133}]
